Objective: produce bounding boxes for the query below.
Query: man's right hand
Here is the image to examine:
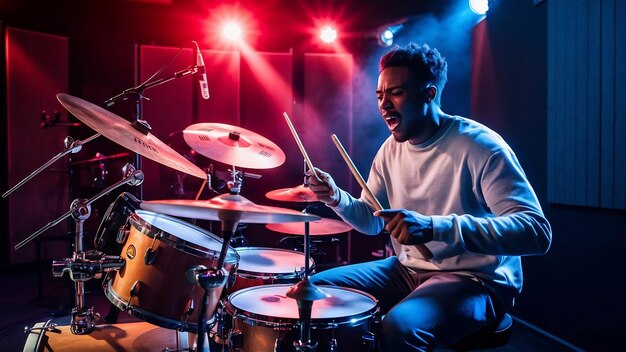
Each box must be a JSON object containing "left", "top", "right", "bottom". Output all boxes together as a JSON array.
[{"left": 307, "top": 168, "right": 341, "bottom": 207}]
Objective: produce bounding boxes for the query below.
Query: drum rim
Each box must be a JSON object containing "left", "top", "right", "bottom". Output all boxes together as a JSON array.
[
  {"left": 104, "top": 278, "right": 216, "bottom": 332},
  {"left": 225, "top": 284, "right": 379, "bottom": 328},
  {"left": 234, "top": 247, "right": 315, "bottom": 279},
  {"left": 130, "top": 210, "right": 238, "bottom": 262},
  {"left": 23, "top": 319, "right": 55, "bottom": 351}
]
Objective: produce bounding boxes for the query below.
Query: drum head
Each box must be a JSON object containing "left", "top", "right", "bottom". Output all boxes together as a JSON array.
[
  {"left": 236, "top": 247, "right": 313, "bottom": 276},
  {"left": 133, "top": 209, "right": 236, "bottom": 259},
  {"left": 228, "top": 284, "right": 377, "bottom": 322}
]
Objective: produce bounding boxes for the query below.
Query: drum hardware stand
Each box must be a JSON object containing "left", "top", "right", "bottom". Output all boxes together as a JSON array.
[
  {"left": 2, "top": 133, "right": 101, "bottom": 199},
  {"left": 285, "top": 162, "right": 328, "bottom": 351},
  {"left": 225, "top": 164, "right": 262, "bottom": 195},
  {"left": 187, "top": 213, "right": 240, "bottom": 352},
  {"left": 14, "top": 164, "right": 144, "bottom": 335},
  {"left": 287, "top": 220, "right": 329, "bottom": 352}
]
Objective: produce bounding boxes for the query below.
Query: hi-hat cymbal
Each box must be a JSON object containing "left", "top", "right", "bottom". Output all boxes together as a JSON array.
[
  {"left": 265, "top": 185, "right": 317, "bottom": 202},
  {"left": 266, "top": 217, "right": 352, "bottom": 235},
  {"left": 57, "top": 93, "right": 206, "bottom": 179},
  {"left": 141, "top": 193, "right": 320, "bottom": 224},
  {"left": 183, "top": 123, "right": 285, "bottom": 169}
]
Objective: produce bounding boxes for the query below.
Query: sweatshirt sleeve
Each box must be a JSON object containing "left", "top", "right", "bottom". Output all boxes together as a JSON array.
[
  {"left": 328, "top": 188, "right": 385, "bottom": 236},
  {"left": 431, "top": 149, "right": 552, "bottom": 256}
]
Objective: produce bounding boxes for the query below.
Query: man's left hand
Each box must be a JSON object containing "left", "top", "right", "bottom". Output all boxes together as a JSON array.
[{"left": 374, "top": 209, "right": 434, "bottom": 245}]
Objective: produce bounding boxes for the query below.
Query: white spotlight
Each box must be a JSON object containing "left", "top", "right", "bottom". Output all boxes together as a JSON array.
[
  {"left": 320, "top": 26, "right": 338, "bottom": 44},
  {"left": 377, "top": 24, "right": 403, "bottom": 47},
  {"left": 469, "top": 0, "right": 489, "bottom": 15}
]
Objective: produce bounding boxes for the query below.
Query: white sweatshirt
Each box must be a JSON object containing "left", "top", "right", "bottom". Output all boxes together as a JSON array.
[{"left": 331, "top": 115, "right": 551, "bottom": 303}]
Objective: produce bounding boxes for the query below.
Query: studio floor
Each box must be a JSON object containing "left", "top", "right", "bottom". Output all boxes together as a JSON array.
[{"left": 0, "top": 262, "right": 585, "bottom": 352}]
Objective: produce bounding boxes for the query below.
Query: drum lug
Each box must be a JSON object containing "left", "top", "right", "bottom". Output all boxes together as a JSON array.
[
  {"left": 143, "top": 235, "right": 159, "bottom": 265},
  {"left": 228, "top": 328, "right": 243, "bottom": 351},
  {"left": 129, "top": 280, "right": 140, "bottom": 298},
  {"left": 184, "top": 298, "right": 195, "bottom": 316},
  {"left": 116, "top": 226, "right": 130, "bottom": 245},
  {"left": 144, "top": 247, "right": 158, "bottom": 265},
  {"left": 328, "top": 337, "right": 338, "bottom": 351},
  {"left": 178, "top": 298, "right": 194, "bottom": 331},
  {"left": 361, "top": 331, "right": 377, "bottom": 351}
]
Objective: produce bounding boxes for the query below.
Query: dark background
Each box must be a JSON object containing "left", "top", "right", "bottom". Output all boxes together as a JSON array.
[{"left": 1, "top": 1, "right": 624, "bottom": 351}]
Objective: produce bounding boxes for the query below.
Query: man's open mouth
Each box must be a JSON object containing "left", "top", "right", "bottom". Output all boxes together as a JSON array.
[{"left": 385, "top": 116, "right": 400, "bottom": 131}]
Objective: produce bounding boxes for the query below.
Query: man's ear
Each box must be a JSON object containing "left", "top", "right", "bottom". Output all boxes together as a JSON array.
[{"left": 425, "top": 86, "right": 437, "bottom": 103}]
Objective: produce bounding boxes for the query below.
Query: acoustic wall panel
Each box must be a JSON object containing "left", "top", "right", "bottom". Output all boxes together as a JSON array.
[
  {"left": 303, "top": 53, "right": 354, "bottom": 196},
  {"left": 197, "top": 50, "right": 241, "bottom": 125},
  {"left": 5, "top": 27, "right": 69, "bottom": 264},
  {"left": 303, "top": 53, "right": 354, "bottom": 263},
  {"left": 240, "top": 51, "right": 295, "bottom": 204},
  {"left": 547, "top": 0, "right": 625, "bottom": 209},
  {"left": 138, "top": 45, "right": 240, "bottom": 201}
]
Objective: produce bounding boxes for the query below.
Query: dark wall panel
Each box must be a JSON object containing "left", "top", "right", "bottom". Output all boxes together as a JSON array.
[
  {"left": 5, "top": 27, "right": 69, "bottom": 264},
  {"left": 238, "top": 52, "right": 295, "bottom": 248},
  {"left": 548, "top": 0, "right": 625, "bottom": 209},
  {"left": 303, "top": 53, "right": 354, "bottom": 264},
  {"left": 138, "top": 46, "right": 241, "bottom": 201}
]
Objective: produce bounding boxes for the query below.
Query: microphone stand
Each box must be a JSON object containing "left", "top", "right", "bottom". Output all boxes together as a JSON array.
[
  {"left": 104, "top": 63, "right": 200, "bottom": 200},
  {"left": 2, "top": 134, "right": 100, "bottom": 199}
]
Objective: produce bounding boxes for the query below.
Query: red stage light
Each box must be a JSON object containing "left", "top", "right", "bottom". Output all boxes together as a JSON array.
[
  {"left": 221, "top": 21, "right": 244, "bottom": 42},
  {"left": 319, "top": 25, "right": 338, "bottom": 43}
]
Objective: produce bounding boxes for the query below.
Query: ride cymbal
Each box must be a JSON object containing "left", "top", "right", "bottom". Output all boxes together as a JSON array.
[
  {"left": 57, "top": 93, "right": 206, "bottom": 179},
  {"left": 266, "top": 217, "right": 352, "bottom": 235},
  {"left": 183, "top": 123, "right": 285, "bottom": 169}
]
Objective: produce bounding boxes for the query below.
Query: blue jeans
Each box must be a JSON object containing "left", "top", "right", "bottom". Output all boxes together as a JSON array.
[{"left": 310, "top": 257, "right": 505, "bottom": 352}]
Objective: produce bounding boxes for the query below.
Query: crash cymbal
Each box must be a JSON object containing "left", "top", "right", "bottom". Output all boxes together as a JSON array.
[
  {"left": 266, "top": 217, "right": 352, "bottom": 235},
  {"left": 183, "top": 123, "right": 285, "bottom": 169},
  {"left": 70, "top": 152, "right": 132, "bottom": 166},
  {"left": 141, "top": 193, "right": 320, "bottom": 224},
  {"left": 265, "top": 185, "right": 317, "bottom": 202},
  {"left": 57, "top": 93, "right": 206, "bottom": 179}
]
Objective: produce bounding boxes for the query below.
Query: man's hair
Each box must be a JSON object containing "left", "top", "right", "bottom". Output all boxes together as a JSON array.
[{"left": 379, "top": 43, "right": 448, "bottom": 102}]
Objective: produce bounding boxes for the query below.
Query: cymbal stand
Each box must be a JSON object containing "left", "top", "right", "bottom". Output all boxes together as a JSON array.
[
  {"left": 190, "top": 214, "right": 239, "bottom": 352},
  {"left": 291, "top": 220, "right": 318, "bottom": 352},
  {"left": 14, "top": 165, "right": 144, "bottom": 334},
  {"left": 2, "top": 133, "right": 100, "bottom": 198},
  {"left": 222, "top": 164, "right": 262, "bottom": 195},
  {"left": 285, "top": 162, "right": 329, "bottom": 351}
]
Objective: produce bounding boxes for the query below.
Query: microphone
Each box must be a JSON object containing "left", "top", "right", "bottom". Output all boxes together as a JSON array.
[{"left": 196, "top": 47, "right": 210, "bottom": 100}]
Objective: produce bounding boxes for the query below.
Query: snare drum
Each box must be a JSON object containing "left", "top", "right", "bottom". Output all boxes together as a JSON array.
[
  {"left": 228, "top": 247, "right": 314, "bottom": 294},
  {"left": 104, "top": 210, "right": 239, "bottom": 332},
  {"left": 225, "top": 284, "right": 379, "bottom": 352}
]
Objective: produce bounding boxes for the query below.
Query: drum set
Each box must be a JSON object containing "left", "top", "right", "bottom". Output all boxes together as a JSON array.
[{"left": 7, "top": 93, "right": 380, "bottom": 351}]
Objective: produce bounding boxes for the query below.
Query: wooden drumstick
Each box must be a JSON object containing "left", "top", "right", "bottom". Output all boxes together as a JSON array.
[
  {"left": 331, "top": 134, "right": 434, "bottom": 260},
  {"left": 283, "top": 112, "right": 319, "bottom": 180},
  {"left": 331, "top": 134, "right": 382, "bottom": 210}
]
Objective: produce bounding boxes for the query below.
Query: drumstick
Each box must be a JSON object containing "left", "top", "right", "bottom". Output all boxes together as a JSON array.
[
  {"left": 283, "top": 112, "right": 319, "bottom": 180},
  {"left": 195, "top": 179, "right": 207, "bottom": 200},
  {"left": 331, "top": 134, "right": 382, "bottom": 210},
  {"left": 331, "top": 134, "right": 434, "bottom": 260}
]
